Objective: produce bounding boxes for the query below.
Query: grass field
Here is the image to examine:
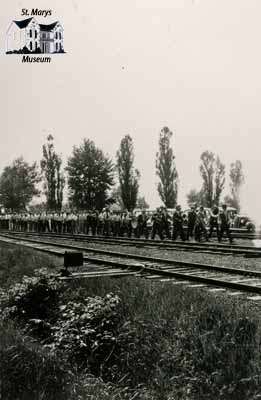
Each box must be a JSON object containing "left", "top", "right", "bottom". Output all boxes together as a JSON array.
[{"left": 1, "top": 242, "right": 261, "bottom": 400}]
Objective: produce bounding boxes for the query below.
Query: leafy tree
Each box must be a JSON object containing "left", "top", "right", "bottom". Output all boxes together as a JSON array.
[
  {"left": 199, "top": 151, "right": 215, "bottom": 207},
  {"left": 224, "top": 160, "right": 244, "bottom": 211},
  {"left": 0, "top": 157, "right": 40, "bottom": 211},
  {"left": 214, "top": 156, "right": 226, "bottom": 205},
  {"left": 110, "top": 186, "right": 124, "bottom": 210},
  {"left": 40, "top": 135, "right": 65, "bottom": 211},
  {"left": 186, "top": 189, "right": 205, "bottom": 208},
  {"left": 116, "top": 135, "right": 140, "bottom": 211},
  {"left": 67, "top": 139, "right": 114, "bottom": 210},
  {"left": 199, "top": 151, "right": 225, "bottom": 208},
  {"left": 156, "top": 127, "right": 178, "bottom": 208},
  {"left": 136, "top": 195, "right": 150, "bottom": 209}
]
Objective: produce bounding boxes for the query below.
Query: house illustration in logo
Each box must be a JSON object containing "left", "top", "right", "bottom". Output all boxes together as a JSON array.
[{"left": 6, "top": 17, "right": 64, "bottom": 54}]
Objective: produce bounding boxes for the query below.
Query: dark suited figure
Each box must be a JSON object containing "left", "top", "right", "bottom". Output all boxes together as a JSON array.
[
  {"left": 195, "top": 206, "right": 208, "bottom": 242},
  {"left": 90, "top": 210, "right": 98, "bottom": 236},
  {"left": 172, "top": 205, "right": 186, "bottom": 241},
  {"left": 151, "top": 209, "right": 163, "bottom": 240},
  {"left": 120, "top": 213, "right": 127, "bottom": 236},
  {"left": 103, "top": 209, "right": 111, "bottom": 237},
  {"left": 85, "top": 211, "right": 91, "bottom": 235},
  {"left": 126, "top": 212, "right": 133, "bottom": 238},
  {"left": 121, "top": 212, "right": 129, "bottom": 236},
  {"left": 97, "top": 212, "right": 104, "bottom": 235},
  {"left": 218, "top": 204, "right": 233, "bottom": 244},
  {"left": 187, "top": 205, "right": 197, "bottom": 240},
  {"left": 114, "top": 212, "right": 121, "bottom": 237},
  {"left": 131, "top": 213, "right": 139, "bottom": 238},
  {"left": 56, "top": 213, "right": 63, "bottom": 234},
  {"left": 209, "top": 206, "right": 219, "bottom": 239},
  {"left": 137, "top": 211, "right": 149, "bottom": 239},
  {"left": 161, "top": 208, "right": 171, "bottom": 239}
]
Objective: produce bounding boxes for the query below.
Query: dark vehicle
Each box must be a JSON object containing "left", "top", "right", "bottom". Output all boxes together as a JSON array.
[{"left": 233, "top": 215, "right": 256, "bottom": 232}]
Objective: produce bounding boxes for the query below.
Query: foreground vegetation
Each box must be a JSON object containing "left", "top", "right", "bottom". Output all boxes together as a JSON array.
[{"left": 1, "top": 244, "right": 261, "bottom": 399}]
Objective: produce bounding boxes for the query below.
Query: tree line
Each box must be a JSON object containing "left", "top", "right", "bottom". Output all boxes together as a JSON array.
[{"left": 0, "top": 129, "right": 244, "bottom": 212}]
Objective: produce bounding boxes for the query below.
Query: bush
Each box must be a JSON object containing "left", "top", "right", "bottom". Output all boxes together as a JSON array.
[
  {"left": 0, "top": 269, "right": 63, "bottom": 340},
  {"left": 49, "top": 293, "right": 121, "bottom": 375}
]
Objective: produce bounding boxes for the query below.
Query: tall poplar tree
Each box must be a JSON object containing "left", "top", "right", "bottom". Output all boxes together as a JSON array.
[
  {"left": 41, "top": 135, "right": 65, "bottom": 211},
  {"left": 156, "top": 127, "right": 178, "bottom": 208},
  {"left": 224, "top": 160, "right": 244, "bottom": 211},
  {"left": 199, "top": 151, "right": 215, "bottom": 207},
  {"left": 214, "top": 156, "right": 226, "bottom": 205},
  {"left": 116, "top": 135, "right": 140, "bottom": 211},
  {"left": 199, "top": 151, "right": 225, "bottom": 208}
]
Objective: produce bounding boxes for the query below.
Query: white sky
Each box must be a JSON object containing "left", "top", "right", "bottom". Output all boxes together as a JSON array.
[{"left": 1, "top": 1, "right": 261, "bottom": 217}]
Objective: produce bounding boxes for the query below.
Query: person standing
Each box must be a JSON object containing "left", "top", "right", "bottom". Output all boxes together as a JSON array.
[
  {"left": 120, "top": 212, "right": 127, "bottom": 236},
  {"left": 187, "top": 205, "right": 197, "bottom": 240},
  {"left": 97, "top": 210, "right": 104, "bottom": 235},
  {"left": 114, "top": 212, "right": 121, "bottom": 237},
  {"left": 85, "top": 211, "right": 91, "bottom": 235},
  {"left": 90, "top": 209, "right": 98, "bottom": 236},
  {"left": 209, "top": 205, "right": 220, "bottom": 239},
  {"left": 78, "top": 212, "right": 85, "bottom": 234},
  {"left": 218, "top": 204, "right": 233, "bottom": 244},
  {"left": 126, "top": 211, "right": 133, "bottom": 238},
  {"left": 72, "top": 211, "right": 78, "bottom": 234},
  {"left": 131, "top": 212, "right": 139, "bottom": 238},
  {"left": 137, "top": 210, "right": 149, "bottom": 239},
  {"left": 151, "top": 209, "right": 163, "bottom": 240},
  {"left": 56, "top": 212, "right": 62, "bottom": 234},
  {"left": 172, "top": 205, "right": 186, "bottom": 241},
  {"left": 161, "top": 207, "right": 171, "bottom": 239},
  {"left": 103, "top": 208, "right": 111, "bottom": 236},
  {"left": 66, "top": 212, "right": 72, "bottom": 234},
  {"left": 195, "top": 206, "right": 208, "bottom": 242},
  {"left": 111, "top": 212, "right": 117, "bottom": 236}
]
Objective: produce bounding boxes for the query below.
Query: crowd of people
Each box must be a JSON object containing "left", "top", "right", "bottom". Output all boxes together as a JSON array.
[{"left": 0, "top": 203, "right": 234, "bottom": 243}]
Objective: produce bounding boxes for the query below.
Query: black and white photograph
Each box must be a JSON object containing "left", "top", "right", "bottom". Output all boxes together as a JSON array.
[{"left": 1, "top": 1, "right": 261, "bottom": 399}]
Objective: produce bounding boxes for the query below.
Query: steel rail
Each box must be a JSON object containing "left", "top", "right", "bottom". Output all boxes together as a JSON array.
[
  {"left": 3, "top": 230, "right": 261, "bottom": 257},
  {"left": 2, "top": 233, "right": 261, "bottom": 296},
  {"left": 1, "top": 232, "right": 261, "bottom": 276}
]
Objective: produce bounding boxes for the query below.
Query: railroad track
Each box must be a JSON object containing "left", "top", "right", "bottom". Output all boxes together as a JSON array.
[
  {"left": 2, "top": 230, "right": 261, "bottom": 258},
  {"left": 1, "top": 233, "right": 261, "bottom": 301}
]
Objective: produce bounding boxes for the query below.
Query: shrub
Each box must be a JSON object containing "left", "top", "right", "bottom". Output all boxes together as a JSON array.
[
  {"left": 49, "top": 293, "right": 121, "bottom": 375},
  {"left": 0, "top": 269, "right": 63, "bottom": 340}
]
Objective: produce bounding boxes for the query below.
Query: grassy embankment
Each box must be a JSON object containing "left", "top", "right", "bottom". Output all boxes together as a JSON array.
[{"left": 0, "top": 242, "right": 261, "bottom": 400}]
